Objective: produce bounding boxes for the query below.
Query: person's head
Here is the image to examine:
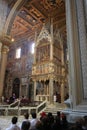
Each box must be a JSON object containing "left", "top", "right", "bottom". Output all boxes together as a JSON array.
[
  {"left": 36, "top": 120, "right": 43, "bottom": 130},
  {"left": 75, "top": 118, "right": 83, "bottom": 128},
  {"left": 41, "top": 116, "right": 48, "bottom": 125},
  {"left": 24, "top": 112, "right": 29, "bottom": 119},
  {"left": 21, "top": 121, "right": 30, "bottom": 130},
  {"left": 40, "top": 112, "right": 46, "bottom": 118},
  {"left": 47, "top": 112, "right": 52, "bottom": 117},
  {"left": 13, "top": 93, "right": 15, "bottom": 96},
  {"left": 31, "top": 112, "right": 37, "bottom": 118},
  {"left": 83, "top": 116, "right": 87, "bottom": 126},
  {"left": 57, "top": 111, "right": 60, "bottom": 116},
  {"left": 12, "top": 116, "right": 18, "bottom": 124},
  {"left": 62, "top": 115, "right": 67, "bottom": 122}
]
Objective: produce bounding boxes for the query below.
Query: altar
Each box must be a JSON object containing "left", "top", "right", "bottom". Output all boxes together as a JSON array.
[{"left": 31, "top": 22, "right": 68, "bottom": 104}]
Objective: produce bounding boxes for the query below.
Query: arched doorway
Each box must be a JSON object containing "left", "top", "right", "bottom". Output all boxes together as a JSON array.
[{"left": 12, "top": 78, "right": 20, "bottom": 98}]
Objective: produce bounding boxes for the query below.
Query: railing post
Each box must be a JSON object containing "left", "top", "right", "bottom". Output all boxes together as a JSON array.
[
  {"left": 18, "top": 100, "right": 20, "bottom": 117},
  {"left": 5, "top": 108, "right": 8, "bottom": 116},
  {"left": 36, "top": 107, "right": 38, "bottom": 115}
]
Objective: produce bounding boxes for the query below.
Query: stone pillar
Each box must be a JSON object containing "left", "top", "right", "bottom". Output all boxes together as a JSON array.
[
  {"left": 45, "top": 82, "right": 47, "bottom": 95},
  {"left": 61, "top": 81, "right": 65, "bottom": 103},
  {"left": 75, "top": 0, "right": 87, "bottom": 100},
  {"left": 50, "top": 18, "right": 53, "bottom": 60},
  {"left": 47, "top": 84, "right": 49, "bottom": 95},
  {"left": 19, "top": 79, "right": 22, "bottom": 98},
  {"left": 49, "top": 78, "right": 53, "bottom": 104},
  {"left": 0, "top": 45, "right": 9, "bottom": 98},
  {"left": 66, "top": 0, "right": 87, "bottom": 111},
  {"left": 50, "top": 44, "right": 53, "bottom": 60},
  {"left": 0, "top": 42, "right": 2, "bottom": 62},
  {"left": 34, "top": 81, "right": 37, "bottom": 101},
  {"left": 34, "top": 31, "right": 37, "bottom": 64}
]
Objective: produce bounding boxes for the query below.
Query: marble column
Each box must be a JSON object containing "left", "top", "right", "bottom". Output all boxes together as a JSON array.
[
  {"left": 0, "top": 45, "right": 9, "bottom": 98},
  {"left": 34, "top": 81, "right": 37, "bottom": 101},
  {"left": 33, "top": 31, "right": 37, "bottom": 64},
  {"left": 49, "top": 78, "right": 53, "bottom": 104},
  {"left": 75, "top": 0, "right": 87, "bottom": 100},
  {"left": 50, "top": 44, "right": 53, "bottom": 60},
  {"left": 47, "top": 85, "right": 49, "bottom": 95},
  {"left": 66, "top": 0, "right": 87, "bottom": 111},
  {"left": 61, "top": 81, "right": 65, "bottom": 103},
  {"left": 0, "top": 42, "right": 2, "bottom": 63},
  {"left": 50, "top": 18, "right": 53, "bottom": 61}
]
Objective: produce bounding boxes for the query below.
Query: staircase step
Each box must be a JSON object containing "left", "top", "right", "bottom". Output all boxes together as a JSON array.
[{"left": 44, "top": 103, "right": 67, "bottom": 115}]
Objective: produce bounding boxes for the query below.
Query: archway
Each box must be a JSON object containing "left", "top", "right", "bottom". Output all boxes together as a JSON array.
[{"left": 3, "top": 0, "right": 27, "bottom": 35}]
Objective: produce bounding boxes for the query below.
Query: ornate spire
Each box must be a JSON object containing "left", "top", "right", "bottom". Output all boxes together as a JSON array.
[{"left": 36, "top": 23, "right": 52, "bottom": 45}]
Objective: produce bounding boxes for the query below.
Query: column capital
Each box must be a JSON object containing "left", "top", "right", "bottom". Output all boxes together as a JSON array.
[
  {"left": 1, "top": 45, "right": 9, "bottom": 54},
  {"left": 0, "top": 34, "right": 14, "bottom": 46}
]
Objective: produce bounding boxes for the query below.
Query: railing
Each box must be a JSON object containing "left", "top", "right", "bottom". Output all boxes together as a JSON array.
[
  {"left": 19, "top": 100, "right": 47, "bottom": 116},
  {"left": 0, "top": 100, "right": 20, "bottom": 116},
  {"left": 0, "top": 100, "right": 47, "bottom": 116},
  {"left": 9, "top": 99, "right": 20, "bottom": 108}
]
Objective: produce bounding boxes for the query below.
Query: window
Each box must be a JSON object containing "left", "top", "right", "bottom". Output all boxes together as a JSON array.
[
  {"left": 15, "top": 48, "right": 21, "bottom": 59},
  {"left": 31, "top": 43, "right": 35, "bottom": 54}
]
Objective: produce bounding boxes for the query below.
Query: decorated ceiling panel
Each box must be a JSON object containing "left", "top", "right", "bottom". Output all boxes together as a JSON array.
[{"left": 9, "top": 0, "right": 66, "bottom": 42}]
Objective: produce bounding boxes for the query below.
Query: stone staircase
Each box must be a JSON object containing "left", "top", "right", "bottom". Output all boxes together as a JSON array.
[{"left": 44, "top": 103, "right": 67, "bottom": 115}]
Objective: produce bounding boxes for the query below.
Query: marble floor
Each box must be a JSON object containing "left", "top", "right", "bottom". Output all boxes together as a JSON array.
[
  {"left": 0, "top": 116, "right": 24, "bottom": 130},
  {"left": 0, "top": 103, "right": 67, "bottom": 130}
]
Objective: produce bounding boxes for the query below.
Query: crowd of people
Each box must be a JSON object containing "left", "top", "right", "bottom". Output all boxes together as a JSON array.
[{"left": 5, "top": 111, "right": 87, "bottom": 130}]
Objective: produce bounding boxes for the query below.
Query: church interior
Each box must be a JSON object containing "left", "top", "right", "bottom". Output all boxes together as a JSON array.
[
  {"left": 0, "top": 0, "right": 68, "bottom": 103},
  {"left": 0, "top": 0, "right": 87, "bottom": 123}
]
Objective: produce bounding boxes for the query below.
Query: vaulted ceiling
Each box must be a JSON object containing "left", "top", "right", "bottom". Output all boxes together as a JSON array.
[{"left": 8, "top": 0, "right": 66, "bottom": 42}]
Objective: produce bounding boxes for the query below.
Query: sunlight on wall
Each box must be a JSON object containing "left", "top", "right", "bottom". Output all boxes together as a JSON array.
[
  {"left": 31, "top": 43, "right": 35, "bottom": 54},
  {"left": 16, "top": 47, "right": 21, "bottom": 59}
]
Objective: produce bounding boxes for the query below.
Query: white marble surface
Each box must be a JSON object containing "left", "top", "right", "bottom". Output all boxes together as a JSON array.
[{"left": 0, "top": 116, "right": 24, "bottom": 130}]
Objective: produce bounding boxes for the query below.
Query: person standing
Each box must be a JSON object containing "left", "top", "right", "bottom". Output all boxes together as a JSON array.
[
  {"left": 30, "top": 112, "right": 39, "bottom": 130},
  {"left": 20, "top": 112, "right": 30, "bottom": 129},
  {"left": 6, "top": 116, "right": 20, "bottom": 130}
]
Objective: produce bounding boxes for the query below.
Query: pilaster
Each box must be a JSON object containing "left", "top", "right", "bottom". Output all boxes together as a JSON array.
[
  {"left": 0, "top": 45, "right": 9, "bottom": 98},
  {"left": 75, "top": 0, "right": 87, "bottom": 100},
  {"left": 0, "top": 34, "right": 13, "bottom": 99},
  {"left": 64, "top": 0, "right": 87, "bottom": 122},
  {"left": 66, "top": 0, "right": 83, "bottom": 108}
]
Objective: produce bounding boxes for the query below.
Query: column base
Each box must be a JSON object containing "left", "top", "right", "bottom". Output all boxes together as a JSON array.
[{"left": 62, "top": 103, "right": 87, "bottom": 123}]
